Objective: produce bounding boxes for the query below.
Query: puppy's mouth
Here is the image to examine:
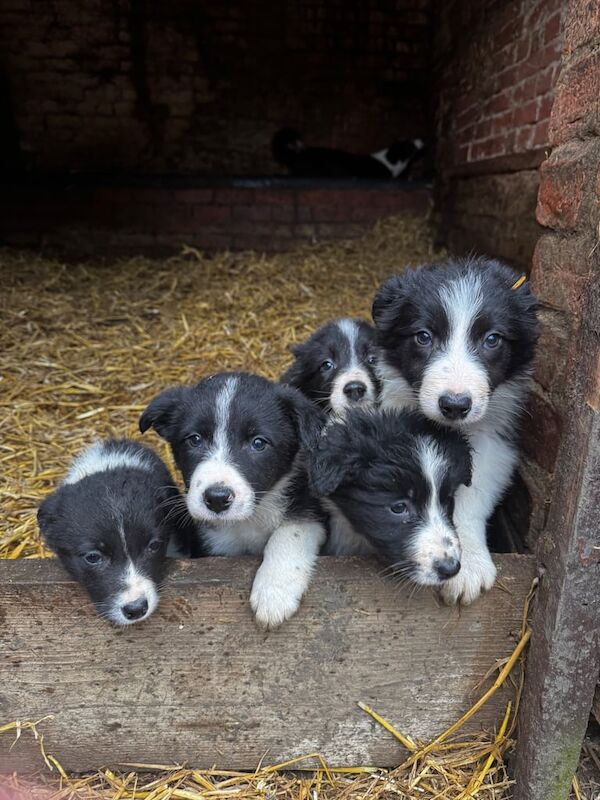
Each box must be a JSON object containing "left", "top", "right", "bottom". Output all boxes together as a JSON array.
[
  {"left": 330, "top": 368, "right": 378, "bottom": 415},
  {"left": 104, "top": 570, "right": 159, "bottom": 626},
  {"left": 186, "top": 462, "right": 256, "bottom": 523}
]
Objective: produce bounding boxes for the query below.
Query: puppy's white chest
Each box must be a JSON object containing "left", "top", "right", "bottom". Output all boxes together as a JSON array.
[{"left": 203, "top": 520, "right": 273, "bottom": 556}]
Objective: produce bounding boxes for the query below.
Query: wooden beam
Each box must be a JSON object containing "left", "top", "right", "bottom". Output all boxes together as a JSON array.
[
  {"left": 513, "top": 273, "right": 600, "bottom": 799},
  {"left": 0, "top": 555, "right": 534, "bottom": 772}
]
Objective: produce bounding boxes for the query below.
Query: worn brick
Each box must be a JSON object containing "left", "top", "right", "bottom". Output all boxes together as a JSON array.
[
  {"left": 531, "top": 233, "right": 593, "bottom": 313},
  {"left": 521, "top": 390, "right": 563, "bottom": 472},
  {"left": 550, "top": 51, "right": 600, "bottom": 144}
]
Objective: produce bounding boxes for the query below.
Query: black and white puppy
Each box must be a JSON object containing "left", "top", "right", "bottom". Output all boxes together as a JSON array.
[
  {"left": 37, "top": 439, "right": 195, "bottom": 625},
  {"left": 280, "top": 318, "right": 380, "bottom": 414},
  {"left": 272, "top": 127, "right": 425, "bottom": 180},
  {"left": 372, "top": 256, "right": 538, "bottom": 604},
  {"left": 308, "top": 408, "right": 472, "bottom": 585},
  {"left": 139, "top": 372, "right": 327, "bottom": 629}
]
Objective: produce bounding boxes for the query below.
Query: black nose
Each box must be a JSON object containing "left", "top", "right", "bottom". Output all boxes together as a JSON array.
[
  {"left": 203, "top": 484, "right": 234, "bottom": 513},
  {"left": 343, "top": 381, "right": 367, "bottom": 402},
  {"left": 434, "top": 557, "right": 461, "bottom": 580},
  {"left": 438, "top": 393, "right": 472, "bottom": 420},
  {"left": 122, "top": 597, "right": 149, "bottom": 621}
]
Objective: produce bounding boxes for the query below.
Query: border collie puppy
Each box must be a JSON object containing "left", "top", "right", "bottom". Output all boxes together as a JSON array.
[
  {"left": 372, "top": 256, "right": 538, "bottom": 604},
  {"left": 308, "top": 408, "right": 472, "bottom": 585},
  {"left": 271, "top": 127, "right": 425, "bottom": 180},
  {"left": 139, "top": 372, "right": 327, "bottom": 629},
  {"left": 37, "top": 440, "right": 195, "bottom": 625},
  {"left": 280, "top": 318, "right": 380, "bottom": 415}
]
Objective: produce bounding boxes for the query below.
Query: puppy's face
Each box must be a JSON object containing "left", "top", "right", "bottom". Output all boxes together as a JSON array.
[
  {"left": 140, "top": 373, "right": 324, "bottom": 524},
  {"left": 373, "top": 259, "right": 538, "bottom": 427},
  {"left": 38, "top": 476, "right": 171, "bottom": 625},
  {"left": 309, "top": 410, "right": 472, "bottom": 585},
  {"left": 281, "top": 319, "right": 380, "bottom": 415}
]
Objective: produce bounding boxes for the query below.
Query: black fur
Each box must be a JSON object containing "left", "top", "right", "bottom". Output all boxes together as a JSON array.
[{"left": 308, "top": 408, "right": 472, "bottom": 572}]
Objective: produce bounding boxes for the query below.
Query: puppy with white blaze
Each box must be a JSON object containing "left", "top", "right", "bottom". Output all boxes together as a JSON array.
[
  {"left": 308, "top": 408, "right": 472, "bottom": 585},
  {"left": 37, "top": 440, "right": 197, "bottom": 625},
  {"left": 372, "top": 256, "right": 538, "bottom": 604},
  {"left": 139, "top": 372, "right": 327, "bottom": 629},
  {"left": 280, "top": 318, "right": 380, "bottom": 414}
]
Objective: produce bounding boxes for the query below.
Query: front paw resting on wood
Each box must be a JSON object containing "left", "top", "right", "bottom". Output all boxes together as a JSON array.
[{"left": 440, "top": 545, "right": 497, "bottom": 605}]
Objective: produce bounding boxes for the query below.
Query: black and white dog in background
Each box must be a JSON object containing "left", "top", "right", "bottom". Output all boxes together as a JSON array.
[
  {"left": 272, "top": 127, "right": 425, "bottom": 180},
  {"left": 372, "top": 257, "right": 538, "bottom": 604},
  {"left": 140, "top": 372, "right": 327, "bottom": 629},
  {"left": 280, "top": 318, "right": 380, "bottom": 415},
  {"left": 308, "top": 408, "right": 472, "bottom": 586},
  {"left": 37, "top": 440, "right": 195, "bottom": 625}
]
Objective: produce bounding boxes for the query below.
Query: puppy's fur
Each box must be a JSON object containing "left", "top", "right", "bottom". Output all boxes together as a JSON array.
[
  {"left": 373, "top": 256, "right": 538, "bottom": 604},
  {"left": 37, "top": 440, "right": 195, "bottom": 625},
  {"left": 308, "top": 408, "right": 471, "bottom": 587},
  {"left": 280, "top": 318, "right": 380, "bottom": 414},
  {"left": 272, "top": 127, "right": 425, "bottom": 179},
  {"left": 140, "top": 372, "right": 327, "bottom": 629}
]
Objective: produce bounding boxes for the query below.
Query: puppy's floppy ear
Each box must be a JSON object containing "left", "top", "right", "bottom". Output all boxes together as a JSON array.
[
  {"left": 276, "top": 384, "right": 326, "bottom": 450},
  {"left": 307, "top": 426, "right": 358, "bottom": 496},
  {"left": 279, "top": 342, "right": 310, "bottom": 389},
  {"left": 37, "top": 487, "right": 68, "bottom": 546},
  {"left": 444, "top": 431, "right": 472, "bottom": 489},
  {"left": 139, "top": 386, "right": 185, "bottom": 439},
  {"left": 372, "top": 274, "right": 406, "bottom": 330}
]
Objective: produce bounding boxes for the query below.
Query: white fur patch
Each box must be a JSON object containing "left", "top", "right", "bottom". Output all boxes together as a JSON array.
[
  {"left": 64, "top": 442, "right": 150, "bottom": 485},
  {"left": 377, "top": 360, "right": 417, "bottom": 411},
  {"left": 109, "top": 562, "right": 158, "bottom": 626},
  {"left": 185, "top": 376, "right": 256, "bottom": 523},
  {"left": 249, "top": 519, "right": 326, "bottom": 629},
  {"left": 419, "top": 274, "right": 490, "bottom": 425},
  {"left": 370, "top": 148, "right": 410, "bottom": 178},
  {"left": 329, "top": 320, "right": 377, "bottom": 413},
  {"left": 409, "top": 439, "right": 461, "bottom": 585}
]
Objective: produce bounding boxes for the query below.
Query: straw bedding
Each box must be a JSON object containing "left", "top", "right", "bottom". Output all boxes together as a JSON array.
[{"left": 0, "top": 218, "right": 589, "bottom": 799}]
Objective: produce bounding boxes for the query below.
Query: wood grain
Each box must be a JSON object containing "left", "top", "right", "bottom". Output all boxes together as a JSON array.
[{"left": 0, "top": 555, "right": 535, "bottom": 772}]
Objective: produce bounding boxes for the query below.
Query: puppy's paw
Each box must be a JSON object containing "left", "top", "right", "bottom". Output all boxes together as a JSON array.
[
  {"left": 440, "top": 548, "right": 496, "bottom": 606},
  {"left": 250, "top": 569, "right": 303, "bottom": 630}
]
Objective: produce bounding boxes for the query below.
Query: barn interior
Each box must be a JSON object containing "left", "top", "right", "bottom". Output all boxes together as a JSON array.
[{"left": 1, "top": 0, "right": 599, "bottom": 795}]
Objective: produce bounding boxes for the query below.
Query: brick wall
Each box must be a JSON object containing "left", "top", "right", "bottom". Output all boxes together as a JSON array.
[
  {"left": 0, "top": 180, "right": 431, "bottom": 256},
  {"left": 0, "top": 0, "right": 431, "bottom": 176},
  {"left": 433, "top": 0, "right": 565, "bottom": 269},
  {"left": 522, "top": 0, "right": 600, "bottom": 541}
]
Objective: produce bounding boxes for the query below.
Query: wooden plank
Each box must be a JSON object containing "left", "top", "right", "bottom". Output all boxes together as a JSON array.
[
  {"left": 0, "top": 554, "right": 535, "bottom": 773},
  {"left": 513, "top": 264, "right": 600, "bottom": 798}
]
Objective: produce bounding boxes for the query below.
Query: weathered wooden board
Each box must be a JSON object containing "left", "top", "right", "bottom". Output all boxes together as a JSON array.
[{"left": 0, "top": 555, "right": 535, "bottom": 772}]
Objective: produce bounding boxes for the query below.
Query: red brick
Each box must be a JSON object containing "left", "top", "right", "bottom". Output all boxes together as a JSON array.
[
  {"left": 173, "top": 189, "right": 213, "bottom": 205},
  {"left": 214, "top": 189, "right": 254, "bottom": 205},
  {"left": 543, "top": 11, "right": 562, "bottom": 45},
  {"left": 514, "top": 100, "right": 539, "bottom": 125},
  {"left": 192, "top": 205, "right": 231, "bottom": 224},
  {"left": 532, "top": 119, "right": 551, "bottom": 147},
  {"left": 531, "top": 232, "right": 594, "bottom": 314},
  {"left": 231, "top": 205, "right": 271, "bottom": 222},
  {"left": 564, "top": 0, "right": 599, "bottom": 53},
  {"left": 550, "top": 51, "right": 600, "bottom": 145},
  {"left": 536, "top": 145, "right": 591, "bottom": 230}
]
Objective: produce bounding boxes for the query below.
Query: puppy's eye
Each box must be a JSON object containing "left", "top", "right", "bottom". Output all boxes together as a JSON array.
[
  {"left": 415, "top": 331, "right": 432, "bottom": 346},
  {"left": 367, "top": 354, "right": 377, "bottom": 365},
  {"left": 147, "top": 539, "right": 162, "bottom": 553},
  {"left": 83, "top": 551, "right": 104, "bottom": 565},
  {"left": 390, "top": 500, "right": 412, "bottom": 521},
  {"left": 185, "top": 433, "right": 203, "bottom": 447},
  {"left": 483, "top": 332, "right": 502, "bottom": 349},
  {"left": 320, "top": 359, "right": 335, "bottom": 372},
  {"left": 251, "top": 436, "right": 269, "bottom": 452}
]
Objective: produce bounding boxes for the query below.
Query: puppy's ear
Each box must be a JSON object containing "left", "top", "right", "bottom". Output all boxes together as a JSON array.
[
  {"left": 307, "top": 428, "right": 358, "bottom": 496},
  {"left": 139, "top": 387, "right": 185, "bottom": 439},
  {"left": 37, "top": 488, "right": 67, "bottom": 546},
  {"left": 445, "top": 432, "right": 472, "bottom": 489},
  {"left": 276, "top": 384, "right": 326, "bottom": 450},
  {"left": 372, "top": 274, "right": 406, "bottom": 330}
]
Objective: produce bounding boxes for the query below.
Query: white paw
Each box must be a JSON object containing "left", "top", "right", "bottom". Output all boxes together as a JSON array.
[
  {"left": 250, "top": 569, "right": 304, "bottom": 629},
  {"left": 440, "top": 548, "right": 497, "bottom": 606}
]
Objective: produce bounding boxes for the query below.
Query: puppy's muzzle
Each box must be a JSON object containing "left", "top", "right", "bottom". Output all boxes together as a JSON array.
[
  {"left": 438, "top": 393, "right": 472, "bottom": 420},
  {"left": 203, "top": 483, "right": 235, "bottom": 514},
  {"left": 343, "top": 381, "right": 367, "bottom": 402},
  {"left": 121, "top": 597, "right": 149, "bottom": 621},
  {"left": 433, "top": 556, "right": 461, "bottom": 580}
]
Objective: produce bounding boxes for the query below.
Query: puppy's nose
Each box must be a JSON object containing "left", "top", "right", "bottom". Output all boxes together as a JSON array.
[
  {"left": 438, "top": 393, "right": 472, "bottom": 420},
  {"left": 203, "top": 484, "right": 234, "bottom": 513},
  {"left": 122, "top": 597, "right": 149, "bottom": 621},
  {"left": 434, "top": 557, "right": 461, "bottom": 580},
  {"left": 343, "top": 381, "right": 367, "bottom": 402}
]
